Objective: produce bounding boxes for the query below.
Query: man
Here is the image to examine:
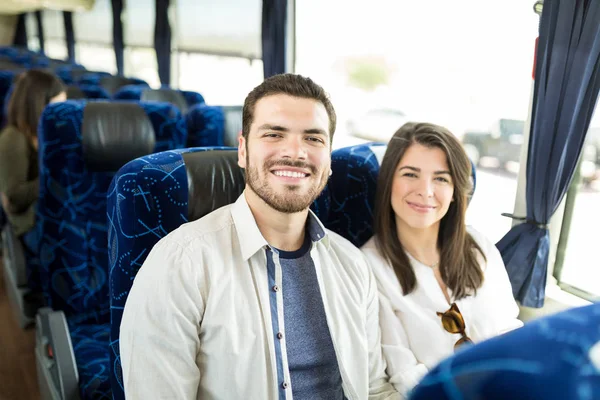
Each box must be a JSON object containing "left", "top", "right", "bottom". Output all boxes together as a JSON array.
[{"left": 120, "top": 74, "right": 399, "bottom": 399}]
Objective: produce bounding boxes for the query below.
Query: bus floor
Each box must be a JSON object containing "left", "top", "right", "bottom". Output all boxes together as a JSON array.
[{"left": 0, "top": 260, "right": 40, "bottom": 400}]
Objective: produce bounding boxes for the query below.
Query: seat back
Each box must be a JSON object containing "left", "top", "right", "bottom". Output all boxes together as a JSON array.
[
  {"left": 222, "top": 105, "right": 243, "bottom": 147},
  {"left": 310, "top": 143, "right": 386, "bottom": 247},
  {"left": 114, "top": 85, "right": 204, "bottom": 111},
  {"left": 70, "top": 70, "right": 112, "bottom": 85},
  {"left": 140, "top": 88, "right": 189, "bottom": 113},
  {"left": 65, "top": 85, "right": 86, "bottom": 99},
  {"left": 37, "top": 100, "right": 186, "bottom": 325},
  {"left": 409, "top": 303, "right": 600, "bottom": 400},
  {"left": 66, "top": 84, "right": 110, "bottom": 100},
  {"left": 185, "top": 103, "right": 226, "bottom": 147},
  {"left": 0, "top": 58, "right": 25, "bottom": 71},
  {"left": 99, "top": 76, "right": 149, "bottom": 96},
  {"left": 107, "top": 147, "right": 239, "bottom": 399}
]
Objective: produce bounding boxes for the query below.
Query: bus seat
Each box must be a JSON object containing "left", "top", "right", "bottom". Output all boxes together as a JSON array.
[
  {"left": 185, "top": 103, "right": 226, "bottom": 147},
  {"left": 221, "top": 105, "right": 243, "bottom": 147},
  {"left": 33, "top": 100, "right": 186, "bottom": 400},
  {"left": 70, "top": 70, "right": 112, "bottom": 85},
  {"left": 0, "top": 57, "right": 25, "bottom": 71},
  {"left": 310, "top": 143, "right": 387, "bottom": 248},
  {"left": 70, "top": 84, "right": 111, "bottom": 100},
  {"left": 82, "top": 76, "right": 149, "bottom": 96},
  {"left": 107, "top": 147, "right": 238, "bottom": 399},
  {"left": 180, "top": 89, "right": 206, "bottom": 109},
  {"left": 65, "top": 85, "right": 86, "bottom": 99},
  {"left": 409, "top": 302, "right": 600, "bottom": 400},
  {"left": 113, "top": 85, "right": 205, "bottom": 112},
  {"left": 141, "top": 88, "right": 189, "bottom": 112},
  {"left": 55, "top": 65, "right": 90, "bottom": 85}
]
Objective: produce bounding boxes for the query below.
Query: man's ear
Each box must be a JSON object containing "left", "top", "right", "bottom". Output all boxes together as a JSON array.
[{"left": 238, "top": 134, "right": 246, "bottom": 169}]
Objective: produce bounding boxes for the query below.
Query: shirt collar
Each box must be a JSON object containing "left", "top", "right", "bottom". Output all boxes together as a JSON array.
[{"left": 231, "top": 191, "right": 330, "bottom": 261}]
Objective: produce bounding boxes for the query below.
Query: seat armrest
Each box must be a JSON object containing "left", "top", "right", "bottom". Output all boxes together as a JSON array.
[{"left": 35, "top": 308, "right": 80, "bottom": 400}]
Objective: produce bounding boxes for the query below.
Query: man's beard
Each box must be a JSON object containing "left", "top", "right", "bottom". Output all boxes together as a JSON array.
[{"left": 245, "top": 156, "right": 328, "bottom": 213}]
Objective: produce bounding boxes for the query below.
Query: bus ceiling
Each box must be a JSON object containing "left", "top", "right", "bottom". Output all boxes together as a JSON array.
[{"left": 0, "top": 0, "right": 93, "bottom": 14}]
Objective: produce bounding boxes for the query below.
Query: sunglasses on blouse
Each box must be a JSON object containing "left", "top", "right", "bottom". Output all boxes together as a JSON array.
[{"left": 436, "top": 303, "right": 473, "bottom": 351}]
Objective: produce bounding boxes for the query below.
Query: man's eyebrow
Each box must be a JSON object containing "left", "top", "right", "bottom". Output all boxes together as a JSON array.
[
  {"left": 257, "top": 124, "right": 289, "bottom": 132},
  {"left": 303, "top": 128, "right": 327, "bottom": 135},
  {"left": 257, "top": 125, "right": 328, "bottom": 136}
]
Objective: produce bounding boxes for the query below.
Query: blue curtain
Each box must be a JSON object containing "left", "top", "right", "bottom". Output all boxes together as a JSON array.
[
  {"left": 63, "top": 12, "right": 75, "bottom": 63},
  {"left": 111, "top": 0, "right": 125, "bottom": 75},
  {"left": 261, "top": 0, "right": 287, "bottom": 78},
  {"left": 35, "top": 11, "right": 45, "bottom": 55},
  {"left": 154, "top": 0, "right": 171, "bottom": 86},
  {"left": 13, "top": 14, "right": 27, "bottom": 48},
  {"left": 497, "top": 0, "right": 600, "bottom": 308}
]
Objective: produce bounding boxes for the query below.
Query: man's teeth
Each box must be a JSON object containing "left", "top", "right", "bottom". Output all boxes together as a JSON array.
[{"left": 274, "top": 170, "right": 306, "bottom": 178}]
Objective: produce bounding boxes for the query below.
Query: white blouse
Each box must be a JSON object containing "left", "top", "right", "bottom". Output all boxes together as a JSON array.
[{"left": 361, "top": 227, "right": 523, "bottom": 397}]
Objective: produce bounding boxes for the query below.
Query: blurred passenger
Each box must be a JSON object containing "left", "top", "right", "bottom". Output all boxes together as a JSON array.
[{"left": 0, "top": 69, "right": 66, "bottom": 293}]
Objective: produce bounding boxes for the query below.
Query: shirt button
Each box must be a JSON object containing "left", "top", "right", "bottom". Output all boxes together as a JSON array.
[
  {"left": 272, "top": 285, "right": 279, "bottom": 292},
  {"left": 282, "top": 382, "right": 289, "bottom": 389},
  {"left": 277, "top": 332, "right": 283, "bottom": 340}
]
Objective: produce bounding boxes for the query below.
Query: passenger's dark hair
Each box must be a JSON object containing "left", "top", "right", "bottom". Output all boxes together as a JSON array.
[
  {"left": 242, "top": 73, "right": 336, "bottom": 143},
  {"left": 6, "top": 69, "right": 65, "bottom": 143},
  {"left": 373, "top": 122, "right": 485, "bottom": 299}
]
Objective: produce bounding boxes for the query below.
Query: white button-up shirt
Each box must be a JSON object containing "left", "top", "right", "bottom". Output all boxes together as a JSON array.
[
  {"left": 120, "top": 192, "right": 400, "bottom": 400},
  {"left": 361, "top": 227, "right": 523, "bottom": 398}
]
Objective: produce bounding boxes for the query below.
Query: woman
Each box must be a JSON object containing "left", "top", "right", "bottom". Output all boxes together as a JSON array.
[
  {"left": 361, "top": 122, "right": 523, "bottom": 397},
  {"left": 0, "top": 69, "right": 66, "bottom": 293}
]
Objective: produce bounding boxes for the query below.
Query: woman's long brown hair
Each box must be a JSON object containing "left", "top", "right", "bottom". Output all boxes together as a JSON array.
[
  {"left": 6, "top": 69, "right": 65, "bottom": 144},
  {"left": 373, "top": 122, "right": 485, "bottom": 299}
]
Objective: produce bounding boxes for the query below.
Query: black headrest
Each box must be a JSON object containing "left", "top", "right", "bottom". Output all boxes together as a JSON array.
[
  {"left": 100, "top": 76, "right": 139, "bottom": 95},
  {"left": 66, "top": 85, "right": 86, "bottom": 99},
  {"left": 221, "top": 106, "right": 243, "bottom": 147},
  {"left": 69, "top": 69, "right": 92, "bottom": 81},
  {"left": 141, "top": 88, "right": 188, "bottom": 113},
  {"left": 182, "top": 150, "right": 246, "bottom": 221},
  {"left": 82, "top": 102, "right": 156, "bottom": 172},
  {"left": 0, "top": 58, "right": 24, "bottom": 72}
]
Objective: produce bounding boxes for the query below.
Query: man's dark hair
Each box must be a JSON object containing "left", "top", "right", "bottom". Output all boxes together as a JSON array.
[{"left": 242, "top": 73, "right": 336, "bottom": 143}]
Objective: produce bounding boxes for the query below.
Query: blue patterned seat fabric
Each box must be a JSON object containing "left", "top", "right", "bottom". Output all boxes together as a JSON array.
[
  {"left": 68, "top": 322, "right": 111, "bottom": 400},
  {"left": 72, "top": 71, "right": 112, "bottom": 86},
  {"left": 78, "top": 75, "right": 148, "bottom": 96},
  {"left": 311, "top": 143, "right": 387, "bottom": 248},
  {"left": 55, "top": 65, "right": 89, "bottom": 85},
  {"left": 77, "top": 84, "right": 111, "bottom": 100},
  {"left": 37, "top": 100, "right": 186, "bottom": 399},
  {"left": 185, "top": 103, "right": 226, "bottom": 147},
  {"left": 409, "top": 302, "right": 600, "bottom": 400},
  {"left": 107, "top": 147, "right": 232, "bottom": 399}
]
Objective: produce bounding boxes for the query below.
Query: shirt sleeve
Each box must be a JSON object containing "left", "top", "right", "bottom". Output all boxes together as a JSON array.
[
  {"left": 361, "top": 246, "right": 428, "bottom": 398},
  {"left": 0, "top": 134, "right": 38, "bottom": 213},
  {"left": 377, "top": 284, "right": 429, "bottom": 398},
  {"left": 482, "top": 237, "right": 524, "bottom": 334},
  {"left": 363, "top": 255, "right": 404, "bottom": 400},
  {"left": 120, "top": 238, "right": 206, "bottom": 399}
]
